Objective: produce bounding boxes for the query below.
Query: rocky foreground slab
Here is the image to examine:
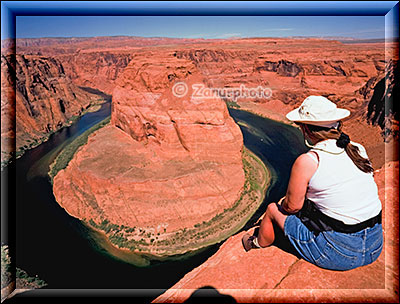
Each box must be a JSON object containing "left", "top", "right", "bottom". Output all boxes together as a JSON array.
[{"left": 154, "top": 161, "right": 399, "bottom": 303}]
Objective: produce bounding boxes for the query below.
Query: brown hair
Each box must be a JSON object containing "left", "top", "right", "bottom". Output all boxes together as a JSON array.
[{"left": 300, "top": 122, "right": 374, "bottom": 173}]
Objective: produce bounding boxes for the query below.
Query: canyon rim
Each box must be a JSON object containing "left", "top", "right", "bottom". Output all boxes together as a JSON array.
[{"left": 3, "top": 33, "right": 398, "bottom": 301}]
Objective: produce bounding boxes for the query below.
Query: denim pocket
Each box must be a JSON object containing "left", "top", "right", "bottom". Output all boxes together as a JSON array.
[
  {"left": 324, "top": 230, "right": 362, "bottom": 252},
  {"left": 370, "top": 238, "right": 383, "bottom": 263},
  {"left": 315, "top": 241, "right": 359, "bottom": 271}
]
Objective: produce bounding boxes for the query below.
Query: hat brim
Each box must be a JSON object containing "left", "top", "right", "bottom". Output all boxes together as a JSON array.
[{"left": 286, "top": 108, "right": 350, "bottom": 126}]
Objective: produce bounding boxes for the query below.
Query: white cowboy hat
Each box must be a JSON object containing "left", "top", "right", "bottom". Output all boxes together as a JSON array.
[{"left": 286, "top": 95, "right": 350, "bottom": 128}]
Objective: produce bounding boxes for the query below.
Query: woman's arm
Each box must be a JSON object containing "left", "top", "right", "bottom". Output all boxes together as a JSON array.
[{"left": 282, "top": 153, "right": 318, "bottom": 213}]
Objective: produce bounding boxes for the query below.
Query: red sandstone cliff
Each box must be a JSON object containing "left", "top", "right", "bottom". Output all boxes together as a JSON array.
[
  {"left": 8, "top": 36, "right": 398, "bottom": 298},
  {"left": 154, "top": 161, "right": 399, "bottom": 303},
  {"left": 1, "top": 54, "right": 16, "bottom": 166},
  {"left": 52, "top": 52, "right": 245, "bottom": 239},
  {"left": 0, "top": 54, "right": 105, "bottom": 165},
  {"left": 16, "top": 37, "right": 398, "bottom": 164},
  {"left": 55, "top": 51, "right": 133, "bottom": 95},
  {"left": 16, "top": 36, "right": 222, "bottom": 95}
]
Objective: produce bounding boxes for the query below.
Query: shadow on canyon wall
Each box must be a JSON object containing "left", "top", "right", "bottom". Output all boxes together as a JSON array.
[
  {"left": 78, "top": 86, "right": 112, "bottom": 102},
  {"left": 367, "top": 60, "right": 399, "bottom": 140}
]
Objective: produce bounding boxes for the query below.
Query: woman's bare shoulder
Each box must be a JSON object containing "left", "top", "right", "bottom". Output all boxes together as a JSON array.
[
  {"left": 292, "top": 153, "right": 319, "bottom": 177},
  {"left": 295, "top": 152, "right": 319, "bottom": 165}
]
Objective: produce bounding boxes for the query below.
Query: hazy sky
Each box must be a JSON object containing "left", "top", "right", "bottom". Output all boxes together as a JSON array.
[{"left": 16, "top": 15, "right": 386, "bottom": 39}]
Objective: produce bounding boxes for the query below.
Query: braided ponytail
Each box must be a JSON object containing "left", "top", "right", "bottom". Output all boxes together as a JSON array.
[{"left": 302, "top": 122, "right": 374, "bottom": 173}]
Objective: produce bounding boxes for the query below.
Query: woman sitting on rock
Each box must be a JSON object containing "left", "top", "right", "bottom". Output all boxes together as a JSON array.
[{"left": 242, "top": 95, "right": 383, "bottom": 271}]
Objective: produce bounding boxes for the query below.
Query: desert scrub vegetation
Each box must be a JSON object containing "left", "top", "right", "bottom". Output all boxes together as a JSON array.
[
  {"left": 48, "top": 116, "right": 111, "bottom": 183},
  {"left": 85, "top": 147, "right": 270, "bottom": 256},
  {"left": 1, "top": 245, "right": 47, "bottom": 291},
  {"left": 1, "top": 245, "right": 12, "bottom": 289},
  {"left": 226, "top": 101, "right": 241, "bottom": 108},
  {"left": 16, "top": 268, "right": 47, "bottom": 289}
]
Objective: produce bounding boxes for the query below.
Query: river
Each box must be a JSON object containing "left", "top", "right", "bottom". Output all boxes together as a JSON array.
[{"left": 8, "top": 102, "right": 307, "bottom": 299}]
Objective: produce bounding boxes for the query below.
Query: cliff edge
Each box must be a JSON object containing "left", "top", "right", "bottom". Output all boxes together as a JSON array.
[{"left": 154, "top": 161, "right": 399, "bottom": 303}]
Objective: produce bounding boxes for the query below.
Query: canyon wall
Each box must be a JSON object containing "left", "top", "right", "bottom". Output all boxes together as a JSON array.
[
  {"left": 1, "top": 53, "right": 16, "bottom": 165},
  {"left": 172, "top": 39, "right": 397, "bottom": 169},
  {"left": 17, "top": 37, "right": 397, "bottom": 160},
  {"left": 16, "top": 36, "right": 223, "bottom": 95},
  {"left": 6, "top": 36, "right": 397, "bottom": 294},
  {"left": 11, "top": 36, "right": 398, "bottom": 254},
  {"left": 1, "top": 54, "right": 104, "bottom": 165},
  {"left": 55, "top": 52, "right": 133, "bottom": 95},
  {"left": 16, "top": 37, "right": 398, "bottom": 151}
]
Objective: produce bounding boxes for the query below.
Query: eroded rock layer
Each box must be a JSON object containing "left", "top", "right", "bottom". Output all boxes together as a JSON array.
[
  {"left": 1, "top": 54, "right": 103, "bottom": 164},
  {"left": 53, "top": 53, "right": 245, "bottom": 233},
  {"left": 15, "top": 36, "right": 397, "bottom": 253},
  {"left": 16, "top": 37, "right": 398, "bottom": 165}
]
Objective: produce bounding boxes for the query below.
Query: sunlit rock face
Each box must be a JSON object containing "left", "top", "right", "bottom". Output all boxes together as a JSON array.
[
  {"left": 16, "top": 37, "right": 398, "bottom": 168},
  {"left": 1, "top": 54, "right": 99, "bottom": 163},
  {"left": 17, "top": 36, "right": 397, "bottom": 246},
  {"left": 53, "top": 51, "right": 245, "bottom": 233}
]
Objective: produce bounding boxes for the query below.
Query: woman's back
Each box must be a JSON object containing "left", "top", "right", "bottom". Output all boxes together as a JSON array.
[
  {"left": 243, "top": 96, "right": 383, "bottom": 271},
  {"left": 306, "top": 139, "right": 381, "bottom": 225}
]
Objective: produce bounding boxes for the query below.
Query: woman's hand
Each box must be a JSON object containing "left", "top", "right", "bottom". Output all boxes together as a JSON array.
[{"left": 276, "top": 197, "right": 293, "bottom": 216}]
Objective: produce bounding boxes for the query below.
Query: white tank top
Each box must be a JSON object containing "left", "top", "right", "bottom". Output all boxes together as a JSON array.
[{"left": 306, "top": 139, "right": 381, "bottom": 225}]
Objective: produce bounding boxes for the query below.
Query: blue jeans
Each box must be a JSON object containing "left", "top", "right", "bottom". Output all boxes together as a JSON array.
[{"left": 284, "top": 215, "right": 383, "bottom": 271}]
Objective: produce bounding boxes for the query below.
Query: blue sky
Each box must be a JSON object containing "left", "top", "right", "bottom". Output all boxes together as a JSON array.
[{"left": 16, "top": 16, "right": 386, "bottom": 39}]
